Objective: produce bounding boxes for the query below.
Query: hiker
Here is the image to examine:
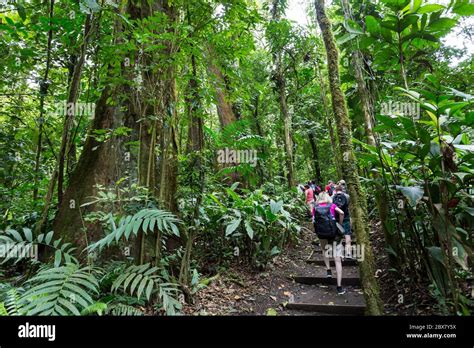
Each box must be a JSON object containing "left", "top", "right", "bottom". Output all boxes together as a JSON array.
[
  {"left": 333, "top": 184, "right": 353, "bottom": 259},
  {"left": 312, "top": 180, "right": 322, "bottom": 195},
  {"left": 325, "top": 180, "right": 335, "bottom": 196},
  {"left": 304, "top": 184, "right": 314, "bottom": 215},
  {"left": 312, "top": 191, "right": 346, "bottom": 295},
  {"left": 338, "top": 179, "right": 347, "bottom": 193}
]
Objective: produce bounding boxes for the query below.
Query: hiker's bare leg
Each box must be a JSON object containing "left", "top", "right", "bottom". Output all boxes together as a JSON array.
[
  {"left": 345, "top": 234, "right": 352, "bottom": 257},
  {"left": 320, "top": 239, "right": 330, "bottom": 270},
  {"left": 335, "top": 256, "right": 342, "bottom": 287}
]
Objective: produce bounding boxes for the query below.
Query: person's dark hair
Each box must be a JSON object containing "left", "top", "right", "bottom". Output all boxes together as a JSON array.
[
  {"left": 334, "top": 184, "right": 343, "bottom": 192},
  {"left": 304, "top": 184, "right": 310, "bottom": 189}
]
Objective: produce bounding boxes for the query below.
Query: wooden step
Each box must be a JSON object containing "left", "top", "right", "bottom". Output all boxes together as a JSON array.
[
  {"left": 306, "top": 258, "right": 358, "bottom": 266},
  {"left": 286, "top": 302, "right": 366, "bottom": 315},
  {"left": 285, "top": 283, "right": 366, "bottom": 315},
  {"left": 312, "top": 239, "right": 357, "bottom": 246},
  {"left": 292, "top": 275, "right": 360, "bottom": 286}
]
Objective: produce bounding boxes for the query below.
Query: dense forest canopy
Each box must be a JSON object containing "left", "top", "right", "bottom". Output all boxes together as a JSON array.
[{"left": 0, "top": 0, "right": 473, "bottom": 317}]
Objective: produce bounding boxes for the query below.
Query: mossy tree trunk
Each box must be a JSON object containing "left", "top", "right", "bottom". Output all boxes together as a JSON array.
[
  {"left": 314, "top": 0, "right": 383, "bottom": 315},
  {"left": 340, "top": 0, "right": 398, "bottom": 266},
  {"left": 314, "top": 55, "right": 341, "bottom": 179}
]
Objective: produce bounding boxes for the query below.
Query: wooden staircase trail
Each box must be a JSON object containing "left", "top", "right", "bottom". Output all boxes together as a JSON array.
[{"left": 285, "top": 240, "right": 366, "bottom": 315}]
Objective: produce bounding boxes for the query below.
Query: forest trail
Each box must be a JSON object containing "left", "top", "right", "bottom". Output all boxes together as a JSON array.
[{"left": 183, "top": 223, "right": 366, "bottom": 316}]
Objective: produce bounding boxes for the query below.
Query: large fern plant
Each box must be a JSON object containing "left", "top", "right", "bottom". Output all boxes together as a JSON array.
[{"left": 18, "top": 263, "right": 100, "bottom": 315}]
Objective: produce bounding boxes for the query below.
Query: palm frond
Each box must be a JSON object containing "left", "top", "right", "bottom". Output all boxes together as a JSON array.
[
  {"left": 87, "top": 209, "right": 181, "bottom": 252},
  {"left": 106, "top": 303, "right": 144, "bottom": 316},
  {"left": 0, "top": 228, "right": 77, "bottom": 266},
  {"left": 19, "top": 263, "right": 99, "bottom": 315},
  {"left": 4, "top": 288, "right": 23, "bottom": 315},
  {"left": 111, "top": 263, "right": 182, "bottom": 315}
]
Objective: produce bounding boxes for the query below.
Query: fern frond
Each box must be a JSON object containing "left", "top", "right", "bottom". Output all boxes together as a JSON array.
[
  {"left": 111, "top": 263, "right": 182, "bottom": 315},
  {"left": 106, "top": 303, "right": 144, "bottom": 316},
  {"left": 0, "top": 302, "right": 7, "bottom": 316},
  {"left": 4, "top": 288, "right": 23, "bottom": 315},
  {"left": 87, "top": 209, "right": 181, "bottom": 252},
  {"left": 81, "top": 302, "right": 107, "bottom": 316},
  {"left": 19, "top": 263, "right": 99, "bottom": 315},
  {"left": 111, "top": 263, "right": 160, "bottom": 301},
  {"left": 0, "top": 228, "right": 78, "bottom": 266}
]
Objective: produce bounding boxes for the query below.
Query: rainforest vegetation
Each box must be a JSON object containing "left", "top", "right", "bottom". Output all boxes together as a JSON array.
[{"left": 0, "top": 0, "right": 473, "bottom": 316}]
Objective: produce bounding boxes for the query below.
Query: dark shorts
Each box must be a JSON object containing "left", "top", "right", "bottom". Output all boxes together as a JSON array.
[{"left": 342, "top": 219, "right": 351, "bottom": 236}]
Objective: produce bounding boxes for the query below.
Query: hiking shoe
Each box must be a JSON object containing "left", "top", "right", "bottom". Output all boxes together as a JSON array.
[
  {"left": 336, "top": 286, "right": 346, "bottom": 295},
  {"left": 326, "top": 269, "right": 332, "bottom": 278}
]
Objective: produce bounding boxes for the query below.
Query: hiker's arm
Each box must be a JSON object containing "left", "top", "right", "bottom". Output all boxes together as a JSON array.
[{"left": 335, "top": 207, "right": 344, "bottom": 224}]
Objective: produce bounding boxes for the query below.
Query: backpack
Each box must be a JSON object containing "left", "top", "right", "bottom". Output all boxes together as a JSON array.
[
  {"left": 313, "top": 205, "right": 339, "bottom": 240},
  {"left": 333, "top": 192, "right": 349, "bottom": 217}
]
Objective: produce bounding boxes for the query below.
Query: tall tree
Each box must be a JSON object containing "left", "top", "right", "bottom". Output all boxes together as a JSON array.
[
  {"left": 339, "top": 0, "right": 396, "bottom": 264},
  {"left": 314, "top": 0, "right": 383, "bottom": 315},
  {"left": 269, "top": 0, "right": 295, "bottom": 188}
]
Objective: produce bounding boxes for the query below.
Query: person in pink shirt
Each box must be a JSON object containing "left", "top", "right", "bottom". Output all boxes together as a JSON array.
[{"left": 304, "top": 184, "right": 314, "bottom": 214}]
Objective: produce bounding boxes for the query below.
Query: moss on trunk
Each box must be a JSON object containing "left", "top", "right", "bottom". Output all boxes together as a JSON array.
[{"left": 314, "top": 0, "right": 383, "bottom": 315}]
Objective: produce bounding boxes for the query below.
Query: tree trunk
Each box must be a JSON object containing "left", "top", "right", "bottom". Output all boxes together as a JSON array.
[
  {"left": 251, "top": 92, "right": 266, "bottom": 185},
  {"left": 186, "top": 54, "right": 204, "bottom": 155},
  {"left": 156, "top": 1, "right": 178, "bottom": 213},
  {"left": 206, "top": 46, "right": 241, "bottom": 184},
  {"left": 314, "top": 56, "right": 341, "bottom": 179},
  {"left": 206, "top": 47, "right": 237, "bottom": 128},
  {"left": 340, "top": 0, "right": 397, "bottom": 266},
  {"left": 270, "top": 0, "right": 295, "bottom": 189},
  {"left": 52, "top": 4, "right": 129, "bottom": 248},
  {"left": 57, "top": 13, "right": 93, "bottom": 204},
  {"left": 308, "top": 132, "right": 322, "bottom": 183},
  {"left": 33, "top": 0, "right": 55, "bottom": 202},
  {"left": 314, "top": 0, "right": 383, "bottom": 315},
  {"left": 52, "top": 87, "right": 124, "bottom": 248}
]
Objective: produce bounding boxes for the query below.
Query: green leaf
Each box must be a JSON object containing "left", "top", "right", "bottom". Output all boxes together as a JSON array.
[
  {"left": 266, "top": 308, "right": 277, "bottom": 316},
  {"left": 23, "top": 228, "right": 32, "bottom": 242},
  {"left": 270, "top": 200, "right": 283, "bottom": 214},
  {"left": 145, "top": 279, "right": 155, "bottom": 301},
  {"left": 418, "top": 4, "right": 445, "bottom": 14},
  {"left": 453, "top": 3, "right": 474, "bottom": 16},
  {"left": 225, "top": 218, "right": 241, "bottom": 236},
  {"left": 54, "top": 250, "right": 62, "bottom": 267},
  {"left": 428, "top": 18, "right": 457, "bottom": 33},
  {"left": 365, "top": 15, "right": 380, "bottom": 35},
  {"left": 244, "top": 220, "right": 254, "bottom": 239},
  {"left": 45, "top": 231, "right": 54, "bottom": 244},
  {"left": 396, "top": 185, "right": 424, "bottom": 206},
  {"left": 427, "top": 246, "right": 444, "bottom": 265},
  {"left": 380, "top": 0, "right": 410, "bottom": 11},
  {"left": 16, "top": 4, "right": 26, "bottom": 21}
]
